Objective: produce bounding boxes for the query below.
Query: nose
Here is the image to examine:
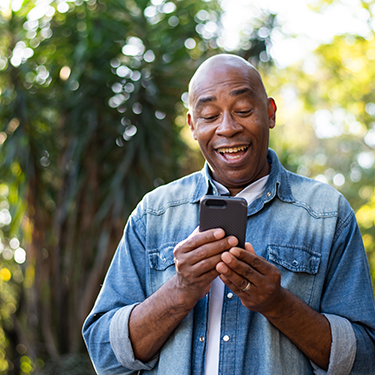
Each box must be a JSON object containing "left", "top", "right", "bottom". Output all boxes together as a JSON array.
[{"left": 216, "top": 112, "right": 242, "bottom": 137}]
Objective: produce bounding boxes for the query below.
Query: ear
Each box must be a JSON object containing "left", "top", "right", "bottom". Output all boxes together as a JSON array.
[
  {"left": 187, "top": 112, "right": 197, "bottom": 140},
  {"left": 267, "top": 98, "right": 276, "bottom": 129}
]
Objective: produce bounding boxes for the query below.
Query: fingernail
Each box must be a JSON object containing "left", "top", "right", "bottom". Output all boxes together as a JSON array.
[
  {"left": 228, "top": 236, "right": 238, "bottom": 246},
  {"left": 214, "top": 229, "right": 224, "bottom": 238}
]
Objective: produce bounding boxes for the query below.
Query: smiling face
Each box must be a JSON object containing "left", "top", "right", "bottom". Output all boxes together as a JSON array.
[{"left": 187, "top": 55, "right": 276, "bottom": 195}]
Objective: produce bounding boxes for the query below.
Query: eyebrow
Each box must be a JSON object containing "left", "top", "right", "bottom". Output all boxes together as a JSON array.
[
  {"left": 230, "top": 87, "right": 256, "bottom": 98},
  {"left": 196, "top": 95, "right": 217, "bottom": 110}
]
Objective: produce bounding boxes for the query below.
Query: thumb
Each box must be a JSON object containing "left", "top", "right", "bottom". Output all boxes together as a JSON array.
[{"left": 244, "top": 242, "right": 255, "bottom": 254}]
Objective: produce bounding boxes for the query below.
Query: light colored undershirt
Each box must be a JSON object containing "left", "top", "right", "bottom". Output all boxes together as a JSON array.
[{"left": 204, "top": 175, "right": 269, "bottom": 375}]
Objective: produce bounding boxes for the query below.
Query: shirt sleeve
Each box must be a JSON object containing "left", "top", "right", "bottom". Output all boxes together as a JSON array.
[
  {"left": 82, "top": 210, "right": 158, "bottom": 374},
  {"left": 311, "top": 314, "right": 356, "bottom": 375},
  {"left": 109, "top": 304, "right": 159, "bottom": 371},
  {"left": 317, "top": 206, "right": 375, "bottom": 374}
]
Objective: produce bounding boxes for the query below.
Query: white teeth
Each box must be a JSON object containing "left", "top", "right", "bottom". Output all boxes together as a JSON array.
[{"left": 217, "top": 145, "right": 248, "bottom": 154}]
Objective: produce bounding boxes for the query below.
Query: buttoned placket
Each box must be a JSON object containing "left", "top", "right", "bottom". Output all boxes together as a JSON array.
[
  {"left": 192, "top": 294, "right": 210, "bottom": 374},
  {"left": 218, "top": 284, "right": 240, "bottom": 374},
  {"left": 192, "top": 284, "right": 239, "bottom": 375}
]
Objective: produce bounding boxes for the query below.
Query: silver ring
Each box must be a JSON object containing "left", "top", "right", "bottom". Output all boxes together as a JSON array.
[{"left": 241, "top": 281, "right": 251, "bottom": 292}]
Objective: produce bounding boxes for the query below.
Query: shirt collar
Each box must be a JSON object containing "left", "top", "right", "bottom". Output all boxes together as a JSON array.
[
  {"left": 193, "top": 148, "right": 295, "bottom": 206},
  {"left": 212, "top": 176, "right": 269, "bottom": 206},
  {"left": 263, "top": 148, "right": 295, "bottom": 204}
]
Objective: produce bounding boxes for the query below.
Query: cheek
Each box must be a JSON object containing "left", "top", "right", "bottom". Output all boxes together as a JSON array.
[
  {"left": 247, "top": 116, "right": 269, "bottom": 138},
  {"left": 195, "top": 124, "right": 215, "bottom": 145},
  {"left": 197, "top": 138, "right": 211, "bottom": 157},
  {"left": 196, "top": 134, "right": 216, "bottom": 161}
]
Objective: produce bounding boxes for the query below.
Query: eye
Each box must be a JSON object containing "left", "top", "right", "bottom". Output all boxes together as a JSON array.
[
  {"left": 201, "top": 114, "right": 219, "bottom": 122},
  {"left": 235, "top": 109, "right": 253, "bottom": 117}
]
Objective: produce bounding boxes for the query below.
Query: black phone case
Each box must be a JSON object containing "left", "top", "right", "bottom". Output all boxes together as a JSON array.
[{"left": 199, "top": 195, "right": 247, "bottom": 248}]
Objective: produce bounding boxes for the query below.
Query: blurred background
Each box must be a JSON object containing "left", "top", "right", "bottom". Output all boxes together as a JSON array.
[{"left": 0, "top": 0, "right": 374, "bottom": 373}]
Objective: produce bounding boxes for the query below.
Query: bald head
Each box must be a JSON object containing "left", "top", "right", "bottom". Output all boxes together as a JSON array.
[{"left": 188, "top": 54, "right": 267, "bottom": 110}]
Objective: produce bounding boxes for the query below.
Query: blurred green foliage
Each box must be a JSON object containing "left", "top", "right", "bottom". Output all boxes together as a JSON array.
[
  {"left": 267, "top": 21, "right": 375, "bottom": 286},
  {"left": 0, "top": 0, "right": 274, "bottom": 373}
]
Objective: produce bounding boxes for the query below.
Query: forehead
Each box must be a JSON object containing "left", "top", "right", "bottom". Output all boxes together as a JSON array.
[{"left": 190, "top": 65, "right": 263, "bottom": 109}]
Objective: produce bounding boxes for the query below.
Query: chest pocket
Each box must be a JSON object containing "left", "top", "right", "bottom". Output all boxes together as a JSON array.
[
  {"left": 148, "top": 243, "right": 176, "bottom": 294},
  {"left": 267, "top": 244, "right": 321, "bottom": 306}
]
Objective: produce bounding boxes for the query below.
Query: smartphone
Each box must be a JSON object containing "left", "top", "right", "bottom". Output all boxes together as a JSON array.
[{"left": 199, "top": 195, "right": 247, "bottom": 248}]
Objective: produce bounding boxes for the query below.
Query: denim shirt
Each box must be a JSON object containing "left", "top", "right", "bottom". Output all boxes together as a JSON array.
[{"left": 82, "top": 149, "right": 375, "bottom": 375}]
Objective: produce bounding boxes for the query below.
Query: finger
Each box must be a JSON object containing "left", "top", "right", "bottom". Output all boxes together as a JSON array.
[
  {"left": 181, "top": 264, "right": 220, "bottom": 285},
  {"left": 219, "top": 273, "right": 252, "bottom": 295},
  {"left": 189, "top": 236, "right": 237, "bottom": 265},
  {"left": 174, "top": 227, "right": 219, "bottom": 265},
  {"left": 188, "top": 253, "right": 223, "bottom": 276},
  {"left": 187, "top": 226, "right": 200, "bottom": 238},
  {"left": 229, "top": 247, "right": 272, "bottom": 276},
  {"left": 216, "top": 253, "right": 259, "bottom": 290},
  {"left": 244, "top": 242, "right": 255, "bottom": 254},
  {"left": 175, "top": 228, "right": 226, "bottom": 255},
  {"left": 175, "top": 248, "right": 221, "bottom": 276},
  {"left": 174, "top": 236, "right": 238, "bottom": 277}
]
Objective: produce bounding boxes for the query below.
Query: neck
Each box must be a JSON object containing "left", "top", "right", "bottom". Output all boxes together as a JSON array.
[{"left": 223, "top": 162, "right": 271, "bottom": 196}]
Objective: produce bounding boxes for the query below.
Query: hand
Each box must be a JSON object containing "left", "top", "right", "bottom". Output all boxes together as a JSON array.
[
  {"left": 128, "top": 230, "right": 237, "bottom": 363},
  {"left": 173, "top": 227, "right": 238, "bottom": 307},
  {"left": 216, "top": 243, "right": 285, "bottom": 318}
]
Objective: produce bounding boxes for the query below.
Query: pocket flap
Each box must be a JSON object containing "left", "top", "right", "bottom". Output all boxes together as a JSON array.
[
  {"left": 148, "top": 244, "right": 175, "bottom": 271},
  {"left": 268, "top": 244, "right": 321, "bottom": 274}
]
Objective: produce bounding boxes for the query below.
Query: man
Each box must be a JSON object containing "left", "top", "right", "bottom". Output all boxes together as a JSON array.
[{"left": 83, "top": 54, "right": 375, "bottom": 374}]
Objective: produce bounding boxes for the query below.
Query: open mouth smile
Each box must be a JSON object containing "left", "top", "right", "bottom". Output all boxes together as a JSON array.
[{"left": 216, "top": 145, "right": 249, "bottom": 160}]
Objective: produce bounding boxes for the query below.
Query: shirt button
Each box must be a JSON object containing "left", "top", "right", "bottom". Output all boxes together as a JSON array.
[
  {"left": 199, "top": 336, "right": 205, "bottom": 342},
  {"left": 223, "top": 335, "right": 230, "bottom": 342},
  {"left": 292, "top": 260, "right": 299, "bottom": 266},
  {"left": 266, "top": 191, "right": 272, "bottom": 197},
  {"left": 227, "top": 292, "right": 233, "bottom": 299}
]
